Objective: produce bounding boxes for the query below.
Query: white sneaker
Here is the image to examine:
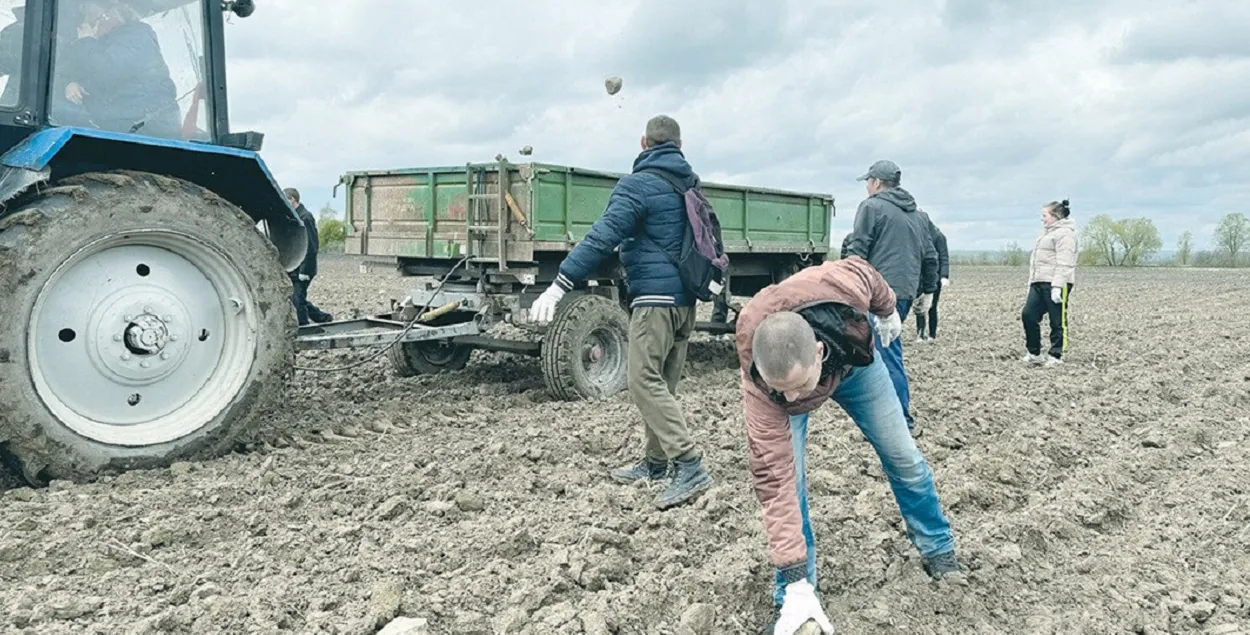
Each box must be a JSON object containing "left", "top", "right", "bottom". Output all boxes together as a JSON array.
[
  {"left": 1044, "top": 356, "right": 1063, "bottom": 367},
  {"left": 1022, "top": 353, "right": 1045, "bottom": 365}
]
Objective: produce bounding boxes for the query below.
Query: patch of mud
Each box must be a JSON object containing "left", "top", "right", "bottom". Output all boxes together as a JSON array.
[{"left": 3, "top": 257, "right": 1249, "bottom": 634}]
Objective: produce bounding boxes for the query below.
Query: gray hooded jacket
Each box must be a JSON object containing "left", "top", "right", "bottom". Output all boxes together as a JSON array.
[{"left": 843, "top": 187, "right": 938, "bottom": 300}]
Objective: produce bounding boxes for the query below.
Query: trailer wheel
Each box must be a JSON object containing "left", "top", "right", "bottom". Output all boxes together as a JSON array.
[
  {"left": 0, "top": 171, "right": 294, "bottom": 484},
  {"left": 541, "top": 293, "right": 629, "bottom": 401},
  {"left": 387, "top": 340, "right": 472, "bottom": 377}
]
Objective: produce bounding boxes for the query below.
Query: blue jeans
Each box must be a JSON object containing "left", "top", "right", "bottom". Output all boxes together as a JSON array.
[
  {"left": 771, "top": 351, "right": 955, "bottom": 606},
  {"left": 876, "top": 298, "right": 914, "bottom": 428}
]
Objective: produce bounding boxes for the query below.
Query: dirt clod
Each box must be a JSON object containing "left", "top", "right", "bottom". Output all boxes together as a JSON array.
[
  {"left": 377, "top": 616, "right": 431, "bottom": 635},
  {"left": 604, "top": 75, "right": 623, "bottom": 95},
  {"left": 679, "top": 603, "right": 716, "bottom": 634}
]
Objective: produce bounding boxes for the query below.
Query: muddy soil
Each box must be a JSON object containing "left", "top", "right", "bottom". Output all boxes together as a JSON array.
[{"left": 3, "top": 257, "right": 1250, "bottom": 635}]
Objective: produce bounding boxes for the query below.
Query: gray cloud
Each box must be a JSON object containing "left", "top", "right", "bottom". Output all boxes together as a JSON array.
[{"left": 216, "top": 0, "right": 1244, "bottom": 251}]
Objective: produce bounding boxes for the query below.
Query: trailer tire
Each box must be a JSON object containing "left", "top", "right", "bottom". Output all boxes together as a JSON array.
[
  {"left": 387, "top": 340, "right": 473, "bottom": 377},
  {"left": 0, "top": 171, "right": 294, "bottom": 485},
  {"left": 541, "top": 293, "right": 629, "bottom": 401}
]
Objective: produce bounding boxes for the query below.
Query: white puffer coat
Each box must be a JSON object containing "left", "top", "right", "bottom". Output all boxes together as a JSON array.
[{"left": 1028, "top": 218, "right": 1078, "bottom": 287}]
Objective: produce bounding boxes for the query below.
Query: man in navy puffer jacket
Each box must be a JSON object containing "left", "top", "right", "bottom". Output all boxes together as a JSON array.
[{"left": 529, "top": 115, "right": 712, "bottom": 510}]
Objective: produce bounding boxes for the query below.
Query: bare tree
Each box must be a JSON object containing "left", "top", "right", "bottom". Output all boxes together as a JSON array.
[
  {"left": 1176, "top": 231, "right": 1193, "bottom": 266},
  {"left": 1214, "top": 213, "right": 1249, "bottom": 266}
]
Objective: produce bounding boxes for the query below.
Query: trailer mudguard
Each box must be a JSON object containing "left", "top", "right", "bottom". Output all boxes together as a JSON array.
[{"left": 0, "top": 126, "right": 307, "bottom": 271}]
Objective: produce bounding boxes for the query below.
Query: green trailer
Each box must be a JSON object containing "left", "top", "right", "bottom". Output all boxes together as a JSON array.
[{"left": 297, "top": 158, "right": 835, "bottom": 400}]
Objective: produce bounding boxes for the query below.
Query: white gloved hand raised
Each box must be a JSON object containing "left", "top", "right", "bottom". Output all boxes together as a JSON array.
[
  {"left": 528, "top": 284, "right": 566, "bottom": 324},
  {"left": 875, "top": 310, "right": 902, "bottom": 347},
  {"left": 1050, "top": 286, "right": 1063, "bottom": 304},
  {"left": 774, "top": 580, "right": 835, "bottom": 635}
]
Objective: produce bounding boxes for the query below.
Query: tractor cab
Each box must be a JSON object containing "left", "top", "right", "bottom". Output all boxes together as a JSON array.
[{"left": 0, "top": 0, "right": 257, "bottom": 149}]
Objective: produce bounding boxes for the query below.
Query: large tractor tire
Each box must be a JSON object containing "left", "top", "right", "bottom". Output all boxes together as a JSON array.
[
  {"left": 0, "top": 171, "right": 295, "bottom": 484},
  {"left": 387, "top": 340, "right": 473, "bottom": 377},
  {"left": 541, "top": 292, "right": 630, "bottom": 401}
]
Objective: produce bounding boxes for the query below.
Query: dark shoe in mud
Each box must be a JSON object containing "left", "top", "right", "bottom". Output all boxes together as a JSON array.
[
  {"left": 609, "top": 457, "right": 669, "bottom": 485},
  {"left": 655, "top": 455, "right": 712, "bottom": 510},
  {"left": 922, "top": 550, "right": 967, "bottom": 585}
]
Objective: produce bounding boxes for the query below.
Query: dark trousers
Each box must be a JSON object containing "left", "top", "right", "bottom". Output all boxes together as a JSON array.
[
  {"left": 710, "top": 272, "right": 732, "bottom": 323},
  {"left": 291, "top": 275, "right": 331, "bottom": 326},
  {"left": 1022, "top": 282, "right": 1072, "bottom": 358},
  {"left": 915, "top": 286, "right": 942, "bottom": 338}
]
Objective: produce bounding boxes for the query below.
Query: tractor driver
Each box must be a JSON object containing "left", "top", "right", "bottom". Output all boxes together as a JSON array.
[{"left": 52, "top": 0, "right": 180, "bottom": 139}]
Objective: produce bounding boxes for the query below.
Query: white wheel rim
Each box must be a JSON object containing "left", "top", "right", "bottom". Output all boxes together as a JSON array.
[{"left": 27, "top": 229, "right": 258, "bottom": 447}]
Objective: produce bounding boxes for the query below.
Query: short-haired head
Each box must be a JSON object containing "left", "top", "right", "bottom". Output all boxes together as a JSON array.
[
  {"left": 752, "top": 311, "right": 824, "bottom": 401},
  {"left": 642, "top": 115, "right": 681, "bottom": 149},
  {"left": 283, "top": 187, "right": 301, "bottom": 204}
]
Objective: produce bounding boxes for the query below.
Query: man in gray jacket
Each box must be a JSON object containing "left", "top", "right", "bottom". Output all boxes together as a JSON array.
[{"left": 842, "top": 160, "right": 938, "bottom": 433}]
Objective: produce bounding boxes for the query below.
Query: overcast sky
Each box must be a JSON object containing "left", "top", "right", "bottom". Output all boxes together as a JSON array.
[{"left": 223, "top": 0, "right": 1249, "bottom": 251}]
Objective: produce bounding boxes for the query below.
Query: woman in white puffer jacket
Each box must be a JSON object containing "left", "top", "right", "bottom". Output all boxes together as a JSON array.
[{"left": 1021, "top": 199, "right": 1078, "bottom": 366}]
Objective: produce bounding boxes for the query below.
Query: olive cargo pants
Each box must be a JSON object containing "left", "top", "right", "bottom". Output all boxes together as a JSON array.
[{"left": 627, "top": 306, "right": 699, "bottom": 462}]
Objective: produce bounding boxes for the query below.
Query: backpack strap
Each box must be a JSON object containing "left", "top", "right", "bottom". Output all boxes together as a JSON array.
[
  {"left": 638, "top": 168, "right": 691, "bottom": 195},
  {"left": 632, "top": 168, "right": 688, "bottom": 268}
]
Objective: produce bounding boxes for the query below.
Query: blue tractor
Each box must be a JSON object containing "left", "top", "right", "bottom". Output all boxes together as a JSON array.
[{"left": 0, "top": 0, "right": 306, "bottom": 485}]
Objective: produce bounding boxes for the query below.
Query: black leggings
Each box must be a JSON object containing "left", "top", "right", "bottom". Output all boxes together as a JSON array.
[
  {"left": 1022, "top": 282, "right": 1072, "bottom": 358},
  {"left": 915, "top": 286, "right": 942, "bottom": 338}
]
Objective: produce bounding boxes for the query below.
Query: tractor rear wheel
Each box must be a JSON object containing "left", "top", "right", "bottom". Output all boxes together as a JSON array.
[
  {"left": 0, "top": 171, "right": 294, "bottom": 484},
  {"left": 540, "top": 292, "right": 630, "bottom": 401}
]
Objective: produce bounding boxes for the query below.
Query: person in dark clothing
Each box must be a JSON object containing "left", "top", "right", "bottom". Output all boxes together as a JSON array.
[
  {"left": 914, "top": 211, "right": 950, "bottom": 341},
  {"left": 284, "top": 188, "right": 333, "bottom": 326},
  {"left": 842, "top": 160, "right": 938, "bottom": 435},
  {"left": 527, "top": 115, "right": 713, "bottom": 510},
  {"left": 53, "top": 1, "right": 180, "bottom": 138}
]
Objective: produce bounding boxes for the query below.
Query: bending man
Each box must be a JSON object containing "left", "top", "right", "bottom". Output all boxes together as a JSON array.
[{"left": 734, "top": 255, "right": 962, "bottom": 634}]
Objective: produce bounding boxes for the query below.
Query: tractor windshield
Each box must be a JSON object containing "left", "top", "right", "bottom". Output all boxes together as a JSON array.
[
  {"left": 49, "top": 0, "right": 210, "bottom": 141},
  {"left": 0, "top": 1, "right": 24, "bottom": 108}
]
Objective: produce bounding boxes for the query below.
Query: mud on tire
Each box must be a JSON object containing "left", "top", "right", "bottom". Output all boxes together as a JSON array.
[
  {"left": 540, "top": 292, "right": 630, "bottom": 401},
  {"left": 0, "top": 170, "right": 295, "bottom": 484}
]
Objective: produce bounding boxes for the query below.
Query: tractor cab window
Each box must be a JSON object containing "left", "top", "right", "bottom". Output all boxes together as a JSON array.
[
  {"left": 49, "top": 0, "right": 210, "bottom": 141},
  {"left": 0, "top": 1, "right": 25, "bottom": 108}
]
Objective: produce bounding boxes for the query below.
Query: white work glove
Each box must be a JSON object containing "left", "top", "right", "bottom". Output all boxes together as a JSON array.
[
  {"left": 774, "top": 580, "right": 835, "bottom": 635},
  {"left": 941, "top": 277, "right": 950, "bottom": 289},
  {"left": 297, "top": 273, "right": 310, "bottom": 282},
  {"left": 913, "top": 293, "right": 933, "bottom": 315},
  {"left": 1050, "top": 286, "right": 1063, "bottom": 304},
  {"left": 528, "top": 284, "right": 566, "bottom": 324},
  {"left": 876, "top": 311, "right": 902, "bottom": 347}
]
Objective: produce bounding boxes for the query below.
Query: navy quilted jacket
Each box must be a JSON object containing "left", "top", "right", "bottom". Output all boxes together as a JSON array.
[{"left": 555, "top": 142, "right": 695, "bottom": 308}]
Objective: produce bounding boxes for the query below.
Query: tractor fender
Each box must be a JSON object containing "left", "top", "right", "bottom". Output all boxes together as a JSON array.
[{"left": 0, "top": 126, "right": 307, "bottom": 272}]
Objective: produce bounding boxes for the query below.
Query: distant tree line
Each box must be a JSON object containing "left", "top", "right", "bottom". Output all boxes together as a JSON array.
[{"left": 950, "top": 212, "right": 1249, "bottom": 268}]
